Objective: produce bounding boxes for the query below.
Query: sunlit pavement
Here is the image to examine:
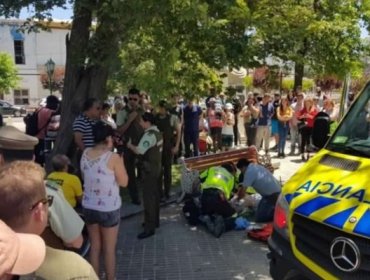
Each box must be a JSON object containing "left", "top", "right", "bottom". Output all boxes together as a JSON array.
[
  {"left": 117, "top": 203, "right": 272, "bottom": 280},
  {"left": 4, "top": 116, "right": 25, "bottom": 131}
]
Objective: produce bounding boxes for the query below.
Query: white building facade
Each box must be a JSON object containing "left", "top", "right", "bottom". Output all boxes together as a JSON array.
[{"left": 0, "top": 19, "right": 69, "bottom": 106}]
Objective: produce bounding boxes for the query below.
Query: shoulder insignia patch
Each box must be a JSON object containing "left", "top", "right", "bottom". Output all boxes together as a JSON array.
[{"left": 143, "top": 140, "right": 150, "bottom": 148}]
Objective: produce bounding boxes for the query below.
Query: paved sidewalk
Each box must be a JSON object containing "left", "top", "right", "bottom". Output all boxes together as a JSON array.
[{"left": 116, "top": 203, "right": 272, "bottom": 280}]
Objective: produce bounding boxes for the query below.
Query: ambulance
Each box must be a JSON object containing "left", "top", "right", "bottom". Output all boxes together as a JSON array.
[{"left": 268, "top": 84, "right": 370, "bottom": 280}]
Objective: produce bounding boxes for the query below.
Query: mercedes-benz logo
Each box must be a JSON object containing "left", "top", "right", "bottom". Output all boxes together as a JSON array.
[{"left": 330, "top": 237, "right": 361, "bottom": 272}]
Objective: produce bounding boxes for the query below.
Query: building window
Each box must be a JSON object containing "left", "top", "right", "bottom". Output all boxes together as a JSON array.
[
  {"left": 14, "top": 40, "right": 25, "bottom": 64},
  {"left": 13, "top": 89, "right": 29, "bottom": 105}
]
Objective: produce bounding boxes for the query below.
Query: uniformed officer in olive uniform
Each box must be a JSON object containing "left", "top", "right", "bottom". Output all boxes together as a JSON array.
[
  {"left": 127, "top": 112, "right": 163, "bottom": 239},
  {"left": 116, "top": 88, "right": 144, "bottom": 205},
  {"left": 0, "top": 125, "right": 85, "bottom": 251},
  {"left": 155, "top": 100, "right": 181, "bottom": 200}
]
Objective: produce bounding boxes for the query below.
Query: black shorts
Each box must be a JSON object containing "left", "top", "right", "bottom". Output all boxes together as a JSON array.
[
  {"left": 222, "top": 134, "right": 233, "bottom": 147},
  {"left": 82, "top": 208, "right": 121, "bottom": 227}
]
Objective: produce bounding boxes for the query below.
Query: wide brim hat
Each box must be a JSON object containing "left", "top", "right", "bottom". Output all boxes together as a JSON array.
[{"left": 0, "top": 220, "right": 46, "bottom": 275}]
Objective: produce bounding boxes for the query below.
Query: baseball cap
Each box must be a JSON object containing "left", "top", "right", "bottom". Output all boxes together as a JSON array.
[
  {"left": 0, "top": 220, "right": 46, "bottom": 275},
  {"left": 225, "top": 103, "right": 233, "bottom": 110}
]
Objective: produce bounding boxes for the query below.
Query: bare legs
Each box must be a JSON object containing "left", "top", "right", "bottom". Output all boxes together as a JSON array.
[{"left": 87, "top": 224, "right": 119, "bottom": 280}]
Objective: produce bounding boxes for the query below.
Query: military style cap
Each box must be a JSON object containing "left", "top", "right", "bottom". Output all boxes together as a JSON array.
[{"left": 0, "top": 125, "right": 38, "bottom": 151}]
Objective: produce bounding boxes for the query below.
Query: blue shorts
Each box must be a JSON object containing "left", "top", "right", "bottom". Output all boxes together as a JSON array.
[
  {"left": 82, "top": 208, "right": 121, "bottom": 227},
  {"left": 271, "top": 120, "right": 278, "bottom": 135}
]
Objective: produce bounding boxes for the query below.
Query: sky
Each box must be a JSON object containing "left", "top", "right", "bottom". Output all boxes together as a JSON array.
[
  {"left": 19, "top": 4, "right": 369, "bottom": 37},
  {"left": 19, "top": 4, "right": 73, "bottom": 20}
]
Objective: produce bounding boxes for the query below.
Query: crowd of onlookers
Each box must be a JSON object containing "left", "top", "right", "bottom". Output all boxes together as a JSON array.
[
  {"left": 202, "top": 87, "right": 341, "bottom": 161},
  {"left": 0, "top": 85, "right": 345, "bottom": 280}
]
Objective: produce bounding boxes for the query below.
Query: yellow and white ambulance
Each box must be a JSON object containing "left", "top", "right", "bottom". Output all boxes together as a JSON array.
[{"left": 268, "top": 84, "right": 370, "bottom": 280}]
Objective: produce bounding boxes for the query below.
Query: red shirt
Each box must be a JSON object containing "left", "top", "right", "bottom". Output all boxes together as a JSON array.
[
  {"left": 298, "top": 107, "right": 318, "bottom": 128},
  {"left": 36, "top": 107, "right": 54, "bottom": 139},
  {"left": 207, "top": 108, "right": 223, "bottom": 128}
]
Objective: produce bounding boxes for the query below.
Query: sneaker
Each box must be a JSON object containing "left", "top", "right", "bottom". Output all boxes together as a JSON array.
[{"left": 213, "top": 215, "right": 225, "bottom": 238}]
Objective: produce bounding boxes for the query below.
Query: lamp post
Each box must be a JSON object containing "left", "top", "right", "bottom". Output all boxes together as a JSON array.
[{"left": 45, "top": 58, "right": 55, "bottom": 95}]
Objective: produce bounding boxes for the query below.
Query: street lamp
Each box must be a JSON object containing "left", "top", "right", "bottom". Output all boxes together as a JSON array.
[{"left": 45, "top": 58, "right": 55, "bottom": 95}]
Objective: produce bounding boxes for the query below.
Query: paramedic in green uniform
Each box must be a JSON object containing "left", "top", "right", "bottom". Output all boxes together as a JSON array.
[{"left": 127, "top": 112, "right": 163, "bottom": 239}]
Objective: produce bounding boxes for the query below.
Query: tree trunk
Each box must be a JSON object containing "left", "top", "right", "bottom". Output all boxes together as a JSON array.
[
  {"left": 51, "top": 1, "right": 93, "bottom": 161},
  {"left": 294, "top": 62, "right": 304, "bottom": 92},
  {"left": 47, "top": 0, "right": 121, "bottom": 171},
  {"left": 294, "top": 37, "right": 309, "bottom": 92}
]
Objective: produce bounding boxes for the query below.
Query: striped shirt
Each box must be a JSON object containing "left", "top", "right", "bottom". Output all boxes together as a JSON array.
[{"left": 72, "top": 114, "right": 96, "bottom": 149}]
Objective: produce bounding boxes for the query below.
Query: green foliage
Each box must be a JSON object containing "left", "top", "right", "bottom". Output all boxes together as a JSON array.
[
  {"left": 0, "top": 52, "right": 19, "bottom": 94},
  {"left": 281, "top": 78, "right": 294, "bottom": 91},
  {"left": 243, "top": 75, "right": 253, "bottom": 89},
  {"left": 350, "top": 72, "right": 370, "bottom": 94},
  {"left": 250, "top": 0, "right": 367, "bottom": 88},
  {"left": 302, "top": 78, "right": 314, "bottom": 91},
  {"left": 4, "top": 0, "right": 370, "bottom": 99}
]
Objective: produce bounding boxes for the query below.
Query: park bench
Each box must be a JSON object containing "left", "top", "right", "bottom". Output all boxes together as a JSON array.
[{"left": 177, "top": 146, "right": 279, "bottom": 202}]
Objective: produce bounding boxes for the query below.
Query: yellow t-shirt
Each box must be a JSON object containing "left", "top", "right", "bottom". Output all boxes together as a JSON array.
[{"left": 47, "top": 172, "right": 83, "bottom": 208}]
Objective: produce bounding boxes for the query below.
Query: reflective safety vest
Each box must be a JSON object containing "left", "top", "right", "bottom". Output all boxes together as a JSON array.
[{"left": 200, "top": 166, "right": 235, "bottom": 199}]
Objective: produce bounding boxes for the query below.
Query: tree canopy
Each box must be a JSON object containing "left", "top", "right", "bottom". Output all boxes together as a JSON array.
[
  {"left": 249, "top": 0, "right": 367, "bottom": 90},
  {"left": 2, "top": 0, "right": 370, "bottom": 155},
  {"left": 0, "top": 52, "right": 19, "bottom": 95}
]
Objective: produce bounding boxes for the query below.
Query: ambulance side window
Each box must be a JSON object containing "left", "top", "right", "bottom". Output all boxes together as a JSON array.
[{"left": 328, "top": 85, "right": 370, "bottom": 152}]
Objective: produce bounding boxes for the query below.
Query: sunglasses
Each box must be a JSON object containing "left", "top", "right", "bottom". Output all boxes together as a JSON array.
[
  {"left": 129, "top": 98, "right": 138, "bottom": 101},
  {"left": 30, "top": 195, "right": 54, "bottom": 211}
]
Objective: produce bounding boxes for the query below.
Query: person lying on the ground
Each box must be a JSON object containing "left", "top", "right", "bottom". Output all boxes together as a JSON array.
[{"left": 236, "top": 158, "right": 281, "bottom": 223}]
